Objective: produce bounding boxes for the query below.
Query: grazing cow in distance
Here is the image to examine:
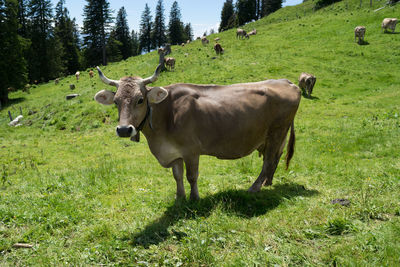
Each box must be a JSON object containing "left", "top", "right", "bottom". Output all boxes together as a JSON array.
[
  {"left": 298, "top": 72, "right": 316, "bottom": 98},
  {"left": 354, "top": 26, "right": 366, "bottom": 44},
  {"left": 94, "top": 64, "right": 301, "bottom": 200},
  {"left": 158, "top": 45, "right": 171, "bottom": 56},
  {"left": 89, "top": 70, "right": 94, "bottom": 78},
  {"left": 248, "top": 29, "right": 257, "bottom": 36},
  {"left": 181, "top": 43, "right": 185, "bottom": 47},
  {"left": 164, "top": 57, "right": 175, "bottom": 71},
  {"left": 236, "top": 28, "right": 249, "bottom": 39},
  {"left": 158, "top": 47, "right": 165, "bottom": 55},
  {"left": 186, "top": 40, "right": 190, "bottom": 44},
  {"left": 75, "top": 71, "right": 80, "bottom": 81},
  {"left": 214, "top": 43, "right": 224, "bottom": 55},
  {"left": 201, "top": 36, "right": 209, "bottom": 45},
  {"left": 55, "top": 78, "right": 60, "bottom": 85},
  {"left": 381, "top": 18, "right": 398, "bottom": 33}
]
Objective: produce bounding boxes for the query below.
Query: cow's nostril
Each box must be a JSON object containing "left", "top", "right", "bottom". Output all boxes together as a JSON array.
[{"left": 127, "top": 126, "right": 133, "bottom": 135}]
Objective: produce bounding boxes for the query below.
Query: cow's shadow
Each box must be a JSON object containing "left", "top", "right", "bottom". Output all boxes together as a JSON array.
[
  {"left": 1, "top": 97, "right": 25, "bottom": 109},
  {"left": 301, "top": 92, "right": 319, "bottom": 100},
  {"left": 126, "top": 182, "right": 318, "bottom": 248},
  {"left": 357, "top": 40, "right": 369, "bottom": 46}
]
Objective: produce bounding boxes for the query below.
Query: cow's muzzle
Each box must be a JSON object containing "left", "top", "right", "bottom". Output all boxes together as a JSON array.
[{"left": 116, "top": 125, "right": 136, "bottom": 138}]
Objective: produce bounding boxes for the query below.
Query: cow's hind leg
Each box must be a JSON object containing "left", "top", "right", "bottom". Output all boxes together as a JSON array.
[
  {"left": 172, "top": 158, "right": 185, "bottom": 199},
  {"left": 248, "top": 126, "right": 290, "bottom": 192},
  {"left": 185, "top": 156, "right": 200, "bottom": 201},
  {"left": 248, "top": 159, "right": 269, "bottom": 193}
]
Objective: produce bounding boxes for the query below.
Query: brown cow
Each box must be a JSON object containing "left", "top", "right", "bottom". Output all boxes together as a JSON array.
[
  {"left": 164, "top": 57, "right": 175, "bottom": 71},
  {"left": 381, "top": 18, "right": 398, "bottom": 33},
  {"left": 298, "top": 72, "right": 316, "bottom": 98},
  {"left": 89, "top": 70, "right": 94, "bottom": 78},
  {"left": 94, "top": 64, "right": 301, "bottom": 200},
  {"left": 214, "top": 43, "right": 224, "bottom": 55},
  {"left": 248, "top": 29, "right": 257, "bottom": 36},
  {"left": 158, "top": 47, "right": 165, "bottom": 55},
  {"left": 201, "top": 36, "right": 209, "bottom": 45},
  {"left": 158, "top": 45, "right": 172, "bottom": 56},
  {"left": 354, "top": 26, "right": 366, "bottom": 44},
  {"left": 236, "top": 28, "right": 249, "bottom": 39}
]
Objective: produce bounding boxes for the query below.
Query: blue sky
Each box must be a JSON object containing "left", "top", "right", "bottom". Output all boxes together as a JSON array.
[{"left": 53, "top": 0, "right": 302, "bottom": 38}]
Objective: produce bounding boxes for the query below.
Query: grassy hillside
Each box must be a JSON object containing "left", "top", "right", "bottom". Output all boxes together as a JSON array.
[{"left": 1, "top": 0, "right": 399, "bottom": 265}]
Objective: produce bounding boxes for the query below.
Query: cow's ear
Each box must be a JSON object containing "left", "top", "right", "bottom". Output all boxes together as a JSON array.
[
  {"left": 147, "top": 87, "right": 168, "bottom": 104},
  {"left": 94, "top": 90, "right": 115, "bottom": 105}
]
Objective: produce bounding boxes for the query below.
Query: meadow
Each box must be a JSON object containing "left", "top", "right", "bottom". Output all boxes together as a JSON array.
[{"left": 1, "top": 0, "right": 400, "bottom": 265}]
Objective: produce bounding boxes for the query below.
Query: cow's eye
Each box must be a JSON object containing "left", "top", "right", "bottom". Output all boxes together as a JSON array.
[{"left": 137, "top": 98, "right": 144, "bottom": 105}]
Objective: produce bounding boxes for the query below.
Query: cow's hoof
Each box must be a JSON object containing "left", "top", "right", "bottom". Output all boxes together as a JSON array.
[
  {"left": 247, "top": 186, "right": 260, "bottom": 193},
  {"left": 263, "top": 180, "right": 272, "bottom": 187}
]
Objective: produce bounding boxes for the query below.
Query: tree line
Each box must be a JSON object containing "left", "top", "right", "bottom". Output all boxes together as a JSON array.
[
  {"left": 0, "top": 0, "right": 192, "bottom": 105},
  {"left": 219, "top": 0, "right": 284, "bottom": 32}
]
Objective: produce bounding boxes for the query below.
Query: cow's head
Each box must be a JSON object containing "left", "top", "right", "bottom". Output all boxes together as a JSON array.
[{"left": 94, "top": 64, "right": 168, "bottom": 140}]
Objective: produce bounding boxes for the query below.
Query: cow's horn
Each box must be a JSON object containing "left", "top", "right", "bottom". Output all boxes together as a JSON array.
[
  {"left": 96, "top": 66, "right": 119, "bottom": 87},
  {"left": 142, "top": 64, "right": 162, "bottom": 85}
]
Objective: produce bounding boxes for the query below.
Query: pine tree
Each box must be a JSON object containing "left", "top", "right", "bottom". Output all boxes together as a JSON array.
[
  {"left": 183, "top": 23, "right": 193, "bottom": 41},
  {"left": 27, "top": 0, "right": 63, "bottom": 82},
  {"left": 236, "top": 0, "right": 258, "bottom": 26},
  {"left": 151, "top": 0, "right": 167, "bottom": 48},
  {"left": 131, "top": 30, "right": 140, "bottom": 56},
  {"left": 106, "top": 30, "right": 122, "bottom": 62},
  {"left": 256, "top": 0, "right": 262, "bottom": 19},
  {"left": 55, "top": 0, "right": 66, "bottom": 26},
  {"left": 54, "top": 0, "right": 81, "bottom": 75},
  {"left": 219, "top": 0, "right": 235, "bottom": 32},
  {"left": 261, "top": 0, "right": 283, "bottom": 17},
  {"left": 139, "top": 3, "right": 152, "bottom": 53},
  {"left": 17, "top": 0, "right": 28, "bottom": 37},
  {"left": 114, "top": 6, "right": 132, "bottom": 59},
  {"left": 168, "top": 1, "right": 184, "bottom": 45},
  {"left": 82, "top": 0, "right": 113, "bottom": 67},
  {"left": 0, "top": 0, "right": 27, "bottom": 104}
]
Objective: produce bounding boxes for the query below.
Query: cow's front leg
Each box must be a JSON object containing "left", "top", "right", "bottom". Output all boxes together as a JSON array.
[
  {"left": 185, "top": 156, "right": 200, "bottom": 201},
  {"left": 172, "top": 158, "right": 185, "bottom": 199}
]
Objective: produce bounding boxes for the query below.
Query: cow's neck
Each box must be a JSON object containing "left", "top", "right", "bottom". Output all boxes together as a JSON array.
[
  {"left": 137, "top": 102, "right": 152, "bottom": 132},
  {"left": 140, "top": 102, "right": 156, "bottom": 139},
  {"left": 140, "top": 101, "right": 167, "bottom": 140}
]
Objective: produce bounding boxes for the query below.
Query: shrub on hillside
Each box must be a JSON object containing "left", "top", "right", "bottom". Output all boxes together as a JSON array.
[{"left": 315, "top": 0, "right": 342, "bottom": 10}]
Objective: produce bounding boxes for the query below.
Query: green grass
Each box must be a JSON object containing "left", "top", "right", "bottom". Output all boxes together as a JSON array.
[{"left": 1, "top": 0, "right": 400, "bottom": 265}]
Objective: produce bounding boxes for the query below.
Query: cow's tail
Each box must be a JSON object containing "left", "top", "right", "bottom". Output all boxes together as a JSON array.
[{"left": 285, "top": 121, "right": 295, "bottom": 170}]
